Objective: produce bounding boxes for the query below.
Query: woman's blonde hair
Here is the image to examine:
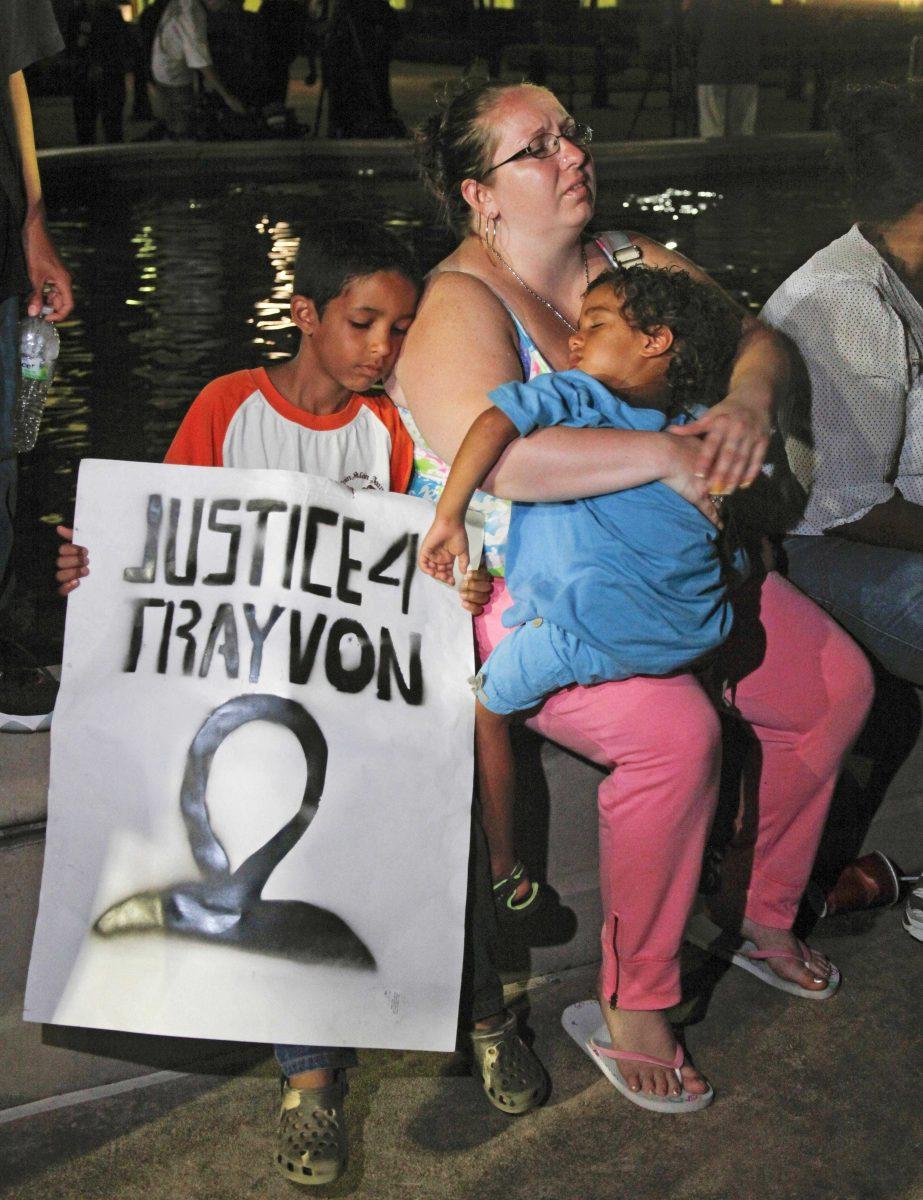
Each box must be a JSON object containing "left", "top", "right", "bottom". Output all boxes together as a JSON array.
[{"left": 415, "top": 81, "right": 551, "bottom": 235}]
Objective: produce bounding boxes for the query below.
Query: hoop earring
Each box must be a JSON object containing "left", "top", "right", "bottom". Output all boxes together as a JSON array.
[{"left": 486, "top": 215, "right": 498, "bottom": 252}]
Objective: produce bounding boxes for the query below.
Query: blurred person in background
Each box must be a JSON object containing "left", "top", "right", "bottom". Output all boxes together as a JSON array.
[
  {"left": 683, "top": 0, "right": 768, "bottom": 138},
  {"left": 1, "top": 0, "right": 73, "bottom": 730},
  {"left": 150, "top": 0, "right": 245, "bottom": 138},
  {"left": 66, "top": 0, "right": 133, "bottom": 144}
]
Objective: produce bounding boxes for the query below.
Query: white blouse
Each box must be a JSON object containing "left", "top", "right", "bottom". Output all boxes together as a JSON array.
[{"left": 761, "top": 224, "right": 923, "bottom": 537}]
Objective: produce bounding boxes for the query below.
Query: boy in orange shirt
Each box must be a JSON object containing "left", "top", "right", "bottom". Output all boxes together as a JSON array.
[{"left": 57, "top": 219, "right": 543, "bottom": 1186}]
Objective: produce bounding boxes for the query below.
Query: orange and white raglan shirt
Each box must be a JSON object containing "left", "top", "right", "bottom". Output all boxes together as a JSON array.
[{"left": 165, "top": 367, "right": 414, "bottom": 494}]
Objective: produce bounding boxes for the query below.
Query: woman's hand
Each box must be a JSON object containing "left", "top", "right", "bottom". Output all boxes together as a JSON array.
[
  {"left": 658, "top": 435, "right": 723, "bottom": 528},
  {"left": 55, "top": 525, "right": 89, "bottom": 595},
  {"left": 419, "top": 513, "right": 471, "bottom": 583},
  {"left": 668, "top": 391, "right": 772, "bottom": 494}
]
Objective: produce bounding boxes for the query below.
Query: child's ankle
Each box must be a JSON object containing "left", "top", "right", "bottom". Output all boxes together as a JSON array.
[
  {"left": 491, "top": 856, "right": 520, "bottom": 883},
  {"left": 288, "top": 1067, "right": 335, "bottom": 1090}
]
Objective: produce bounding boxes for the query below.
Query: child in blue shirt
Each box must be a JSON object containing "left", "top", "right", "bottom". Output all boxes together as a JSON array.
[{"left": 419, "top": 266, "right": 742, "bottom": 917}]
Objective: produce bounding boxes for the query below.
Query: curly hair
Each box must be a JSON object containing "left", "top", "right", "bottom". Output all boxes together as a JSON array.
[
  {"left": 827, "top": 82, "right": 923, "bottom": 224},
  {"left": 414, "top": 81, "right": 550, "bottom": 236},
  {"left": 585, "top": 266, "right": 742, "bottom": 417}
]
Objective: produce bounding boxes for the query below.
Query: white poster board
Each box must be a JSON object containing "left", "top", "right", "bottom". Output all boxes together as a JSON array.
[{"left": 24, "top": 459, "right": 478, "bottom": 1051}]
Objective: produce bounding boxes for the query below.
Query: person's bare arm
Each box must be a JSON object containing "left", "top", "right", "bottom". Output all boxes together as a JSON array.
[
  {"left": 625, "top": 233, "right": 783, "bottom": 491},
  {"left": 834, "top": 492, "right": 923, "bottom": 553},
  {"left": 201, "top": 64, "right": 245, "bottom": 114},
  {"left": 419, "top": 406, "right": 520, "bottom": 582},
  {"left": 395, "top": 272, "right": 717, "bottom": 522},
  {"left": 440, "top": 406, "right": 519, "bottom": 521},
  {"left": 9, "top": 71, "right": 73, "bottom": 321}
]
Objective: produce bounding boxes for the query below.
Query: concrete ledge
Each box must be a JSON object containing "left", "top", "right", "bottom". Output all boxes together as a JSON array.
[{"left": 37, "top": 132, "right": 836, "bottom": 202}]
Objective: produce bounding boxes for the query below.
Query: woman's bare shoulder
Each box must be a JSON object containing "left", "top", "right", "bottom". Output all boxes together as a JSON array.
[{"left": 413, "top": 266, "right": 517, "bottom": 345}]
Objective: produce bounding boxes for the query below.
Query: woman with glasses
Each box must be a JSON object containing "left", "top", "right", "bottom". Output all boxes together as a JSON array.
[{"left": 393, "top": 81, "right": 873, "bottom": 1110}]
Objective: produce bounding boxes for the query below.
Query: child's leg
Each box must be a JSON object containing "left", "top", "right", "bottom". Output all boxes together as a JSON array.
[
  {"left": 473, "top": 618, "right": 591, "bottom": 904},
  {"left": 274, "top": 1046, "right": 356, "bottom": 1185},
  {"left": 275, "top": 1045, "right": 358, "bottom": 1087},
  {"left": 475, "top": 700, "right": 518, "bottom": 883}
]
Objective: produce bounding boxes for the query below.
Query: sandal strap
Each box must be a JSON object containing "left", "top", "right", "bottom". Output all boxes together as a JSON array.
[
  {"left": 745, "top": 939, "right": 811, "bottom": 966},
  {"left": 470, "top": 1010, "right": 516, "bottom": 1047},
  {"left": 492, "top": 862, "right": 540, "bottom": 912},
  {"left": 492, "top": 861, "right": 527, "bottom": 895},
  {"left": 589, "top": 1038, "right": 684, "bottom": 1071}
]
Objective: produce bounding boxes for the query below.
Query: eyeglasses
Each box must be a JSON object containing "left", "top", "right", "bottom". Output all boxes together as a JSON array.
[{"left": 482, "top": 122, "right": 593, "bottom": 177}]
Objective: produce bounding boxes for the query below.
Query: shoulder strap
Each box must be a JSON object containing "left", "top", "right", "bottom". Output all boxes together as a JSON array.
[{"left": 594, "top": 230, "right": 644, "bottom": 268}]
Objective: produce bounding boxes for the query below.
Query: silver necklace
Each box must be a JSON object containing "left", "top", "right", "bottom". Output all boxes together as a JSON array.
[{"left": 490, "top": 243, "right": 590, "bottom": 333}]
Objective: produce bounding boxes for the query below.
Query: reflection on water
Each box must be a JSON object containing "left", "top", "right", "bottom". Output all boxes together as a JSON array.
[{"left": 17, "top": 172, "right": 846, "bottom": 656}]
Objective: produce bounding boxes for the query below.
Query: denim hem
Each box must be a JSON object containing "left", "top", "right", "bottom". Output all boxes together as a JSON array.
[{"left": 274, "top": 1045, "right": 359, "bottom": 1076}]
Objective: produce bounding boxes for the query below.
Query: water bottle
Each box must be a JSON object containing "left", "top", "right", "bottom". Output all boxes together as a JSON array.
[{"left": 13, "top": 308, "right": 60, "bottom": 454}]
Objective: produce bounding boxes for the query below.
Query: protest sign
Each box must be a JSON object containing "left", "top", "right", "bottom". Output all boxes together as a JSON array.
[{"left": 24, "top": 460, "right": 478, "bottom": 1051}]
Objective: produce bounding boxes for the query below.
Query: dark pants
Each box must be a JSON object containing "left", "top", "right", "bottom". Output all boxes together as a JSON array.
[
  {"left": 0, "top": 295, "right": 19, "bottom": 618},
  {"left": 275, "top": 807, "right": 504, "bottom": 1077},
  {"left": 784, "top": 534, "right": 923, "bottom": 688},
  {"left": 72, "top": 71, "right": 126, "bottom": 144}
]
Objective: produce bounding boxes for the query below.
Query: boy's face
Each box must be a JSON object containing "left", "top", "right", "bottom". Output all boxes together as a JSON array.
[
  {"left": 309, "top": 271, "right": 418, "bottom": 393},
  {"left": 568, "top": 284, "right": 665, "bottom": 393}
]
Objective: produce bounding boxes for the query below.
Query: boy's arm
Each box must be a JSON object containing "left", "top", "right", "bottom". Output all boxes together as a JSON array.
[{"left": 419, "top": 406, "right": 518, "bottom": 584}]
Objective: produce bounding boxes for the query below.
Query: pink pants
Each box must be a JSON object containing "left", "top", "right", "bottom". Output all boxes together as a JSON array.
[{"left": 474, "top": 570, "right": 873, "bottom": 1011}]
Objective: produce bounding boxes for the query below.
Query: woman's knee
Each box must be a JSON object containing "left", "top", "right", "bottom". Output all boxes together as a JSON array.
[{"left": 816, "top": 620, "right": 876, "bottom": 736}]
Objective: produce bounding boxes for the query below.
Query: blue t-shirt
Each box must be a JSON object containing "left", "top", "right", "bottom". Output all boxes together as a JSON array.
[{"left": 490, "top": 369, "right": 743, "bottom": 675}]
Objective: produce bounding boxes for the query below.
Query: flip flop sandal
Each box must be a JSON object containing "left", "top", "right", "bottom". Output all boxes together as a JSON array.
[
  {"left": 275, "top": 1074, "right": 348, "bottom": 1187},
  {"left": 562, "top": 1000, "right": 714, "bottom": 1115},
  {"left": 684, "top": 914, "right": 840, "bottom": 1000},
  {"left": 493, "top": 861, "right": 543, "bottom": 920},
  {"left": 470, "top": 1010, "right": 549, "bottom": 1114}
]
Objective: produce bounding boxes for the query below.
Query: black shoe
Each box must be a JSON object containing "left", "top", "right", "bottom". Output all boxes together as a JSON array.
[{"left": 0, "top": 639, "right": 58, "bottom": 733}]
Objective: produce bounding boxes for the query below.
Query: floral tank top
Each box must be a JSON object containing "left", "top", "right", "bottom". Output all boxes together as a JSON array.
[
  {"left": 396, "top": 310, "right": 550, "bottom": 576},
  {"left": 395, "top": 236, "right": 633, "bottom": 575}
]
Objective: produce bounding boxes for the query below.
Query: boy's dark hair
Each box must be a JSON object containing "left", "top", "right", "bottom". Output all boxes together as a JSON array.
[
  {"left": 292, "top": 218, "right": 422, "bottom": 313},
  {"left": 585, "top": 266, "right": 742, "bottom": 416},
  {"left": 827, "top": 82, "right": 923, "bottom": 224}
]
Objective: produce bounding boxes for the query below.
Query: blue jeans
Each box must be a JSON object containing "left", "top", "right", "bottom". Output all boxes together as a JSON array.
[
  {"left": 275, "top": 1044, "right": 358, "bottom": 1076},
  {"left": 784, "top": 534, "right": 923, "bottom": 687},
  {"left": 0, "top": 295, "right": 19, "bottom": 616}
]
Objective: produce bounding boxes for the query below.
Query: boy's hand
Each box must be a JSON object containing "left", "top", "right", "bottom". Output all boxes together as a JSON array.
[
  {"left": 55, "top": 525, "right": 89, "bottom": 595},
  {"left": 419, "top": 514, "right": 471, "bottom": 584},
  {"left": 458, "top": 564, "right": 493, "bottom": 616}
]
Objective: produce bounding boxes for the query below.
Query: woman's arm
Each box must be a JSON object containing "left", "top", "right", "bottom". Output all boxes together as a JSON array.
[{"left": 395, "top": 272, "right": 718, "bottom": 521}]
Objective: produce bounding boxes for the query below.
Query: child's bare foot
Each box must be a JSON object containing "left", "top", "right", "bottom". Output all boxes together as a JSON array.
[{"left": 596, "top": 997, "right": 710, "bottom": 1099}]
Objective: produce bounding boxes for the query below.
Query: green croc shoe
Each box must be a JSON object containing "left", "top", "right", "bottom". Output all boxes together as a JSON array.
[
  {"left": 493, "top": 861, "right": 543, "bottom": 920},
  {"left": 275, "top": 1074, "right": 348, "bottom": 1187},
  {"left": 470, "top": 1011, "right": 548, "bottom": 1115}
]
